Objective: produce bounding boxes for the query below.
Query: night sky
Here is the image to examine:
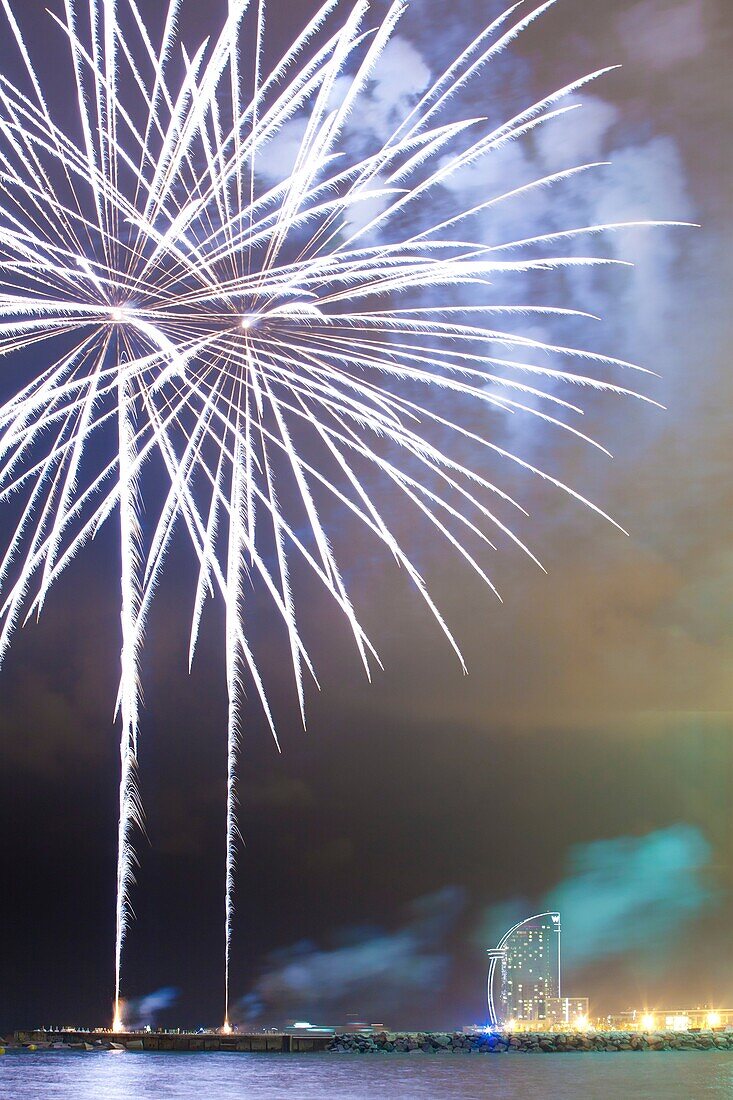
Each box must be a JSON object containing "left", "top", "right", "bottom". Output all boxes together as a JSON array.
[{"left": 1, "top": 0, "right": 731, "bottom": 1034}]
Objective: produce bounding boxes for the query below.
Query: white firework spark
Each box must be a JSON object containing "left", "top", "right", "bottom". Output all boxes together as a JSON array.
[{"left": 0, "top": 0, "right": 685, "bottom": 1027}]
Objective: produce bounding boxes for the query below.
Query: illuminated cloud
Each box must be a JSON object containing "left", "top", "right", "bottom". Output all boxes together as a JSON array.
[
  {"left": 617, "top": 0, "right": 707, "bottom": 70},
  {"left": 237, "top": 887, "right": 464, "bottom": 1023},
  {"left": 478, "top": 826, "right": 716, "bottom": 976},
  {"left": 125, "top": 986, "right": 179, "bottom": 1029},
  {"left": 546, "top": 825, "right": 716, "bottom": 967}
]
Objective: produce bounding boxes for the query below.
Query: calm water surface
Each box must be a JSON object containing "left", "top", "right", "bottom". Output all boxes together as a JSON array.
[{"left": 1, "top": 1050, "right": 732, "bottom": 1099}]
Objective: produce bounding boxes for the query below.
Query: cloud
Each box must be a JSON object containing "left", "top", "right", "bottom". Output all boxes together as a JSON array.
[
  {"left": 251, "top": 18, "right": 693, "bottom": 397},
  {"left": 617, "top": 0, "right": 707, "bottom": 70},
  {"left": 557, "top": 133, "right": 695, "bottom": 360},
  {"left": 255, "top": 117, "right": 308, "bottom": 186},
  {"left": 237, "top": 886, "right": 464, "bottom": 1024},
  {"left": 442, "top": 91, "right": 693, "bottom": 337},
  {"left": 255, "top": 36, "right": 429, "bottom": 190},
  {"left": 125, "top": 987, "right": 179, "bottom": 1028},
  {"left": 359, "top": 37, "right": 431, "bottom": 143},
  {"left": 547, "top": 825, "right": 715, "bottom": 967},
  {"left": 534, "top": 95, "right": 620, "bottom": 168},
  {"left": 480, "top": 826, "right": 716, "bottom": 970}
]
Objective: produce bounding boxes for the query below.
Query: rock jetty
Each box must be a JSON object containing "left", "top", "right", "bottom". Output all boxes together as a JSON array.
[{"left": 328, "top": 1030, "right": 733, "bottom": 1054}]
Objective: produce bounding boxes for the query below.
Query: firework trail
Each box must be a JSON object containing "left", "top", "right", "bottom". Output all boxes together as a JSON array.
[{"left": 0, "top": 0, "right": 686, "bottom": 1027}]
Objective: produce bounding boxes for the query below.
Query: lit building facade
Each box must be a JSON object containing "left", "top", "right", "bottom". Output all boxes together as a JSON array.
[
  {"left": 487, "top": 912, "right": 561, "bottom": 1027},
  {"left": 546, "top": 996, "right": 589, "bottom": 1028},
  {"left": 607, "top": 1007, "right": 733, "bottom": 1031}
]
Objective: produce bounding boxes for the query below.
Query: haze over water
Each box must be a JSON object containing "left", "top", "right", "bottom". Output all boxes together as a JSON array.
[{"left": 2, "top": 1052, "right": 733, "bottom": 1099}]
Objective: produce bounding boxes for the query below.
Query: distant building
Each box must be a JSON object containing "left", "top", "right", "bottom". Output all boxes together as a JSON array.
[
  {"left": 487, "top": 912, "right": 561, "bottom": 1027},
  {"left": 606, "top": 1007, "right": 733, "bottom": 1032},
  {"left": 546, "top": 996, "right": 589, "bottom": 1028}
]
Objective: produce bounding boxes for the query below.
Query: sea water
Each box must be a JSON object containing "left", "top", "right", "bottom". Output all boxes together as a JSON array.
[{"left": 1, "top": 1049, "right": 731, "bottom": 1099}]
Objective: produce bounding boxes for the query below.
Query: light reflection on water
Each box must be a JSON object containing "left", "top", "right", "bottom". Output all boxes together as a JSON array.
[{"left": 2, "top": 1050, "right": 733, "bottom": 1099}]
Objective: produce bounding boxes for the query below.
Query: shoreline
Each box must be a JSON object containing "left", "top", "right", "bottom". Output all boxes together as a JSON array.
[
  {"left": 330, "top": 1030, "right": 733, "bottom": 1054},
  {"left": 5, "top": 1028, "right": 733, "bottom": 1055}
]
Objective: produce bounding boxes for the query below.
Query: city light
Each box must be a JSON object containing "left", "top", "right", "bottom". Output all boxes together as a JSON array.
[
  {"left": 575, "top": 1015, "right": 591, "bottom": 1032},
  {"left": 641, "top": 1013, "right": 656, "bottom": 1031},
  {"left": 707, "top": 1012, "right": 721, "bottom": 1029},
  {"left": 487, "top": 912, "right": 562, "bottom": 1029}
]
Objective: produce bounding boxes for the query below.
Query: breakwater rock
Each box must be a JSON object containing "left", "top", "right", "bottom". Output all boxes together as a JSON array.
[{"left": 328, "top": 1030, "right": 733, "bottom": 1054}]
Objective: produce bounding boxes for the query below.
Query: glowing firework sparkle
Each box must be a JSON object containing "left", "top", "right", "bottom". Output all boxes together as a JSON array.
[{"left": 0, "top": 0, "right": 684, "bottom": 1027}]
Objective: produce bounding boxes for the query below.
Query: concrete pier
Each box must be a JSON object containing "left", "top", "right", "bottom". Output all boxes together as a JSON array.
[{"left": 13, "top": 1029, "right": 332, "bottom": 1053}]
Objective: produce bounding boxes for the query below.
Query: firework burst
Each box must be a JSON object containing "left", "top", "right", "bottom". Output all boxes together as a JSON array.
[{"left": 0, "top": 0, "right": 685, "bottom": 1027}]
